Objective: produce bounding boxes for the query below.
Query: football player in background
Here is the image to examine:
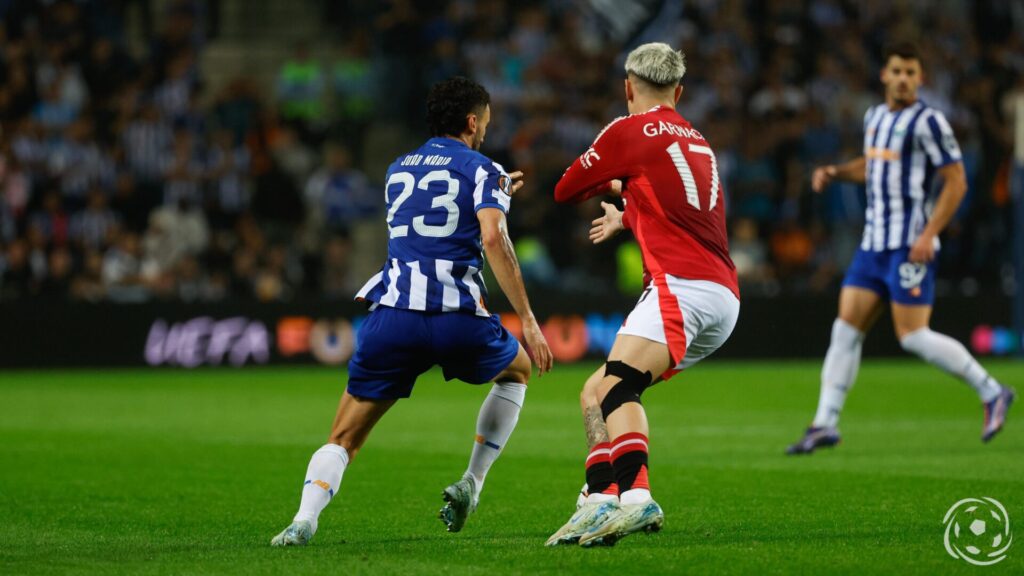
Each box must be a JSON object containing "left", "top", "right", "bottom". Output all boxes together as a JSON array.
[
  {"left": 271, "top": 77, "right": 553, "bottom": 546},
  {"left": 546, "top": 42, "right": 740, "bottom": 547},
  {"left": 786, "top": 43, "right": 1014, "bottom": 455}
]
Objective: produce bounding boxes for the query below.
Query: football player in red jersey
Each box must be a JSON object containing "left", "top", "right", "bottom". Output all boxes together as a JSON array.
[{"left": 545, "top": 43, "right": 740, "bottom": 547}]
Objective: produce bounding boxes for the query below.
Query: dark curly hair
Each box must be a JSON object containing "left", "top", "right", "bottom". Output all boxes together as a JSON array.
[
  {"left": 426, "top": 77, "right": 490, "bottom": 137},
  {"left": 883, "top": 41, "right": 924, "bottom": 69}
]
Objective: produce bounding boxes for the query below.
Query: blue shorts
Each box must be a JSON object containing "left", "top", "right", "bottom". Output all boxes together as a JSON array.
[
  {"left": 346, "top": 307, "right": 521, "bottom": 400},
  {"left": 842, "top": 247, "right": 936, "bottom": 305}
]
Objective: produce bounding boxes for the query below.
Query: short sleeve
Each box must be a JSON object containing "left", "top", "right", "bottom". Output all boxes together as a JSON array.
[
  {"left": 863, "top": 106, "right": 875, "bottom": 129},
  {"left": 917, "top": 110, "right": 962, "bottom": 167},
  {"left": 471, "top": 159, "right": 512, "bottom": 214}
]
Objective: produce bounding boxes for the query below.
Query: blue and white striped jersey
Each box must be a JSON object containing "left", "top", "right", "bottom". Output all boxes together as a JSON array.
[
  {"left": 355, "top": 137, "right": 512, "bottom": 317},
  {"left": 861, "top": 101, "right": 962, "bottom": 252}
]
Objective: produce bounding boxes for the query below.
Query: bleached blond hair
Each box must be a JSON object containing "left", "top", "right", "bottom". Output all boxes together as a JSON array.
[{"left": 624, "top": 42, "right": 686, "bottom": 88}]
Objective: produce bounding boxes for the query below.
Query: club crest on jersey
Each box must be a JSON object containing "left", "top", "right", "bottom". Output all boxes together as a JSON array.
[
  {"left": 497, "top": 175, "right": 511, "bottom": 194},
  {"left": 943, "top": 133, "right": 961, "bottom": 155}
]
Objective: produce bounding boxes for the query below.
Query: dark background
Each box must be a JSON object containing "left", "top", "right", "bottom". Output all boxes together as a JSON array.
[{"left": 0, "top": 0, "right": 1020, "bottom": 367}]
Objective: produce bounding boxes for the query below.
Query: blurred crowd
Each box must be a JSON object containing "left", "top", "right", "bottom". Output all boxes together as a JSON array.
[{"left": 0, "top": 0, "right": 1021, "bottom": 303}]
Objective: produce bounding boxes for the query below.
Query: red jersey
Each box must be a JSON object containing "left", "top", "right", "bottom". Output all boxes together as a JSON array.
[{"left": 554, "top": 105, "right": 739, "bottom": 298}]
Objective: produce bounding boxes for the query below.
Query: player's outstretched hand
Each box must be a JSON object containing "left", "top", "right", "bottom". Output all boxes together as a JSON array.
[
  {"left": 523, "top": 319, "right": 553, "bottom": 377},
  {"left": 811, "top": 165, "right": 836, "bottom": 193},
  {"left": 589, "top": 201, "right": 624, "bottom": 244},
  {"left": 507, "top": 171, "right": 525, "bottom": 195}
]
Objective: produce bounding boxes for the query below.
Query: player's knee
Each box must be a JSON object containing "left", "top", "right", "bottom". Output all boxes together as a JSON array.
[
  {"left": 830, "top": 319, "right": 865, "bottom": 349},
  {"left": 598, "top": 360, "right": 653, "bottom": 420},
  {"left": 580, "top": 369, "right": 604, "bottom": 409},
  {"left": 501, "top": 350, "right": 531, "bottom": 385},
  {"left": 509, "top": 365, "right": 530, "bottom": 385},
  {"left": 580, "top": 387, "right": 600, "bottom": 412},
  {"left": 899, "top": 327, "right": 932, "bottom": 356},
  {"left": 326, "top": 434, "right": 363, "bottom": 460}
]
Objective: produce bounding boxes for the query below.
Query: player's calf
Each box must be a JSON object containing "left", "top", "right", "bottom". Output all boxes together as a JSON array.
[
  {"left": 598, "top": 361, "right": 655, "bottom": 505},
  {"left": 899, "top": 328, "right": 1003, "bottom": 404},
  {"left": 269, "top": 443, "right": 349, "bottom": 547},
  {"left": 610, "top": 432, "right": 651, "bottom": 505}
]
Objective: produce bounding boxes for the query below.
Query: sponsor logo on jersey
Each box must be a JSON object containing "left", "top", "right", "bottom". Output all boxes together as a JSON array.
[
  {"left": 581, "top": 147, "right": 601, "bottom": 169},
  {"left": 866, "top": 147, "right": 900, "bottom": 161}
]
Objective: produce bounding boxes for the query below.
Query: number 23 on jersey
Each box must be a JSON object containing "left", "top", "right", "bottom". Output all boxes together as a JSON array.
[{"left": 385, "top": 170, "right": 461, "bottom": 239}]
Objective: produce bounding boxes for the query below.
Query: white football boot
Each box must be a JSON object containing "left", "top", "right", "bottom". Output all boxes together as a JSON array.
[
  {"left": 545, "top": 499, "right": 620, "bottom": 546},
  {"left": 270, "top": 520, "right": 314, "bottom": 547},
  {"left": 578, "top": 499, "right": 663, "bottom": 547}
]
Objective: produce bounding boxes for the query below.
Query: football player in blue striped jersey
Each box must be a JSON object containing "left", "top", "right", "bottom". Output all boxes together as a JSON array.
[
  {"left": 787, "top": 43, "right": 1014, "bottom": 455},
  {"left": 272, "top": 77, "right": 552, "bottom": 546}
]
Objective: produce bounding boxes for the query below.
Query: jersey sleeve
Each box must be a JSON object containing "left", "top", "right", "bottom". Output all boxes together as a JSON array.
[
  {"left": 470, "top": 157, "right": 512, "bottom": 214},
  {"left": 917, "top": 109, "right": 962, "bottom": 168},
  {"left": 863, "top": 105, "right": 877, "bottom": 128},
  {"left": 554, "top": 116, "right": 633, "bottom": 203}
]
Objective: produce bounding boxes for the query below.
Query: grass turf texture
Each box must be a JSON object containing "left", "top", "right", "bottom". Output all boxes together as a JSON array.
[{"left": 1, "top": 361, "right": 1022, "bottom": 575}]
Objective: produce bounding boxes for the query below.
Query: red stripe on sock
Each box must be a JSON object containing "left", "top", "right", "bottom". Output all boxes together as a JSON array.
[
  {"left": 585, "top": 442, "right": 612, "bottom": 467},
  {"left": 632, "top": 465, "right": 650, "bottom": 490},
  {"left": 601, "top": 482, "right": 620, "bottom": 496},
  {"left": 610, "top": 433, "right": 649, "bottom": 458},
  {"left": 611, "top": 432, "right": 648, "bottom": 445}
]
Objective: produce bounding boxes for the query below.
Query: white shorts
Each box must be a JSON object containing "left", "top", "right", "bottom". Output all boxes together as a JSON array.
[{"left": 617, "top": 275, "right": 739, "bottom": 377}]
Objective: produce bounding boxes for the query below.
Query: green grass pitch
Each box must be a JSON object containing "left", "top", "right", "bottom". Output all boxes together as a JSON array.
[{"left": 1, "top": 360, "right": 1022, "bottom": 575}]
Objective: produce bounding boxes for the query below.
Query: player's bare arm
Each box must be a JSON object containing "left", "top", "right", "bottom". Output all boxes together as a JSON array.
[
  {"left": 909, "top": 161, "right": 967, "bottom": 263},
  {"left": 478, "top": 207, "right": 554, "bottom": 375},
  {"left": 812, "top": 156, "right": 867, "bottom": 192},
  {"left": 589, "top": 200, "right": 624, "bottom": 245}
]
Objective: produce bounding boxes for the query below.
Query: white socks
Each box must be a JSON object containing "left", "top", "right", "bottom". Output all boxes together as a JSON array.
[
  {"left": 294, "top": 443, "right": 350, "bottom": 532},
  {"left": 466, "top": 381, "right": 526, "bottom": 495},
  {"left": 812, "top": 321, "right": 1003, "bottom": 427},
  {"left": 900, "top": 328, "right": 1002, "bottom": 403},
  {"left": 620, "top": 488, "right": 652, "bottom": 506},
  {"left": 286, "top": 383, "right": 526, "bottom": 535},
  {"left": 813, "top": 319, "right": 864, "bottom": 428}
]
